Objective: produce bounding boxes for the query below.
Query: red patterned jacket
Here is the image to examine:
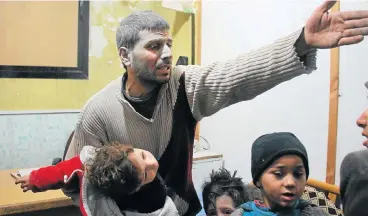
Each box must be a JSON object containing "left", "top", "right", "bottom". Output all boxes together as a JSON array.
[{"left": 28, "top": 156, "right": 88, "bottom": 215}]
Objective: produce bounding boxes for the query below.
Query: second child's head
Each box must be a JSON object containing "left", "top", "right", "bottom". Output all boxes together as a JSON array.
[
  {"left": 202, "top": 168, "right": 248, "bottom": 216},
  {"left": 86, "top": 142, "right": 159, "bottom": 196},
  {"left": 251, "top": 132, "right": 309, "bottom": 209}
]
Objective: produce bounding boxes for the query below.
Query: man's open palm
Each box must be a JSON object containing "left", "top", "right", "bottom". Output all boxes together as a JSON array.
[{"left": 305, "top": 0, "right": 368, "bottom": 48}]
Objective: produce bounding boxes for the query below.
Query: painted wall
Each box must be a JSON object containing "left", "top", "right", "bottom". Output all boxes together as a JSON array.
[
  {"left": 0, "top": 1, "right": 193, "bottom": 111},
  {"left": 0, "top": 1, "right": 79, "bottom": 67},
  {"left": 0, "top": 1, "right": 193, "bottom": 170},
  {"left": 199, "top": 0, "right": 331, "bottom": 182},
  {"left": 0, "top": 112, "right": 78, "bottom": 169}
]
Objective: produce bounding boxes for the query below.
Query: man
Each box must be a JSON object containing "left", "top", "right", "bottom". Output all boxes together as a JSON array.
[
  {"left": 340, "top": 82, "right": 368, "bottom": 216},
  {"left": 65, "top": 1, "right": 368, "bottom": 215}
]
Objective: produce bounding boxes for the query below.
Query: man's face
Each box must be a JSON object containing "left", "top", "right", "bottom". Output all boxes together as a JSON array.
[
  {"left": 356, "top": 109, "right": 368, "bottom": 147},
  {"left": 126, "top": 30, "right": 173, "bottom": 84}
]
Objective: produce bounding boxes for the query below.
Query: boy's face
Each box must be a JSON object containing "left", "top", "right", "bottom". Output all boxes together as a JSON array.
[
  {"left": 129, "top": 148, "right": 159, "bottom": 186},
  {"left": 257, "top": 155, "right": 306, "bottom": 208}
]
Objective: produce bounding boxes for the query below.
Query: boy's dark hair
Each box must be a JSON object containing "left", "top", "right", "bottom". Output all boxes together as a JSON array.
[
  {"left": 86, "top": 142, "right": 142, "bottom": 196},
  {"left": 202, "top": 168, "right": 248, "bottom": 214}
]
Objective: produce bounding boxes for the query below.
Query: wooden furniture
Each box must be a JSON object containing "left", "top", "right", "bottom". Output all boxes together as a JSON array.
[
  {"left": 304, "top": 178, "right": 343, "bottom": 215},
  {"left": 0, "top": 169, "right": 74, "bottom": 215},
  {"left": 307, "top": 178, "right": 340, "bottom": 203}
]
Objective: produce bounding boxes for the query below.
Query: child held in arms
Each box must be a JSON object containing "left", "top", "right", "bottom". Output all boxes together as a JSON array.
[{"left": 15, "top": 142, "right": 179, "bottom": 216}]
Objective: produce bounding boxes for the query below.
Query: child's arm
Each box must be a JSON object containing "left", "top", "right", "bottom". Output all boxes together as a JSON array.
[{"left": 15, "top": 156, "right": 83, "bottom": 193}]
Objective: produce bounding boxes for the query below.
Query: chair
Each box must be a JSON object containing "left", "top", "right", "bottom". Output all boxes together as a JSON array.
[
  {"left": 306, "top": 178, "right": 340, "bottom": 204},
  {"left": 51, "top": 131, "right": 75, "bottom": 165},
  {"left": 302, "top": 178, "right": 343, "bottom": 216}
]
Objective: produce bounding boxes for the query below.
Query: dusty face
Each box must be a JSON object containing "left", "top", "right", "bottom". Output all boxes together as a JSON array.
[
  {"left": 129, "top": 148, "right": 159, "bottom": 186},
  {"left": 120, "top": 30, "right": 173, "bottom": 85},
  {"left": 206, "top": 195, "right": 235, "bottom": 216},
  {"left": 356, "top": 109, "right": 368, "bottom": 147},
  {"left": 257, "top": 155, "right": 306, "bottom": 209}
]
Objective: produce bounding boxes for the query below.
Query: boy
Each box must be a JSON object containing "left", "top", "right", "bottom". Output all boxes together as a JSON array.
[
  {"left": 231, "top": 132, "right": 328, "bottom": 216},
  {"left": 15, "top": 142, "right": 179, "bottom": 216}
]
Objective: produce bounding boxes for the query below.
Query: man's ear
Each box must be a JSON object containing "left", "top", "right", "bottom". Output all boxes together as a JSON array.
[{"left": 119, "top": 47, "right": 131, "bottom": 67}]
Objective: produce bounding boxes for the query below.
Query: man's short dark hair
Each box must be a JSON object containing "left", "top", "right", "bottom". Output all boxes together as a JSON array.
[
  {"left": 86, "top": 142, "right": 141, "bottom": 196},
  {"left": 116, "top": 10, "right": 170, "bottom": 50}
]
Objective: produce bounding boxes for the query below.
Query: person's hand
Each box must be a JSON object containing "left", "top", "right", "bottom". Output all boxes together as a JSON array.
[
  {"left": 305, "top": 0, "right": 368, "bottom": 49},
  {"left": 15, "top": 175, "right": 32, "bottom": 192}
]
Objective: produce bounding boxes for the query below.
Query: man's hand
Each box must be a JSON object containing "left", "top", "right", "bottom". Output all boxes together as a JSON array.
[
  {"left": 305, "top": 0, "right": 368, "bottom": 49},
  {"left": 15, "top": 175, "right": 32, "bottom": 192}
]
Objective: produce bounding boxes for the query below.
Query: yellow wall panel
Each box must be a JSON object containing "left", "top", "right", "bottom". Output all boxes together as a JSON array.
[
  {"left": 0, "top": 1, "right": 192, "bottom": 111},
  {"left": 0, "top": 1, "right": 78, "bottom": 67}
]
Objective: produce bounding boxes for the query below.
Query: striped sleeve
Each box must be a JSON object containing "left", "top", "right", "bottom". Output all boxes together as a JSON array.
[
  {"left": 65, "top": 103, "right": 108, "bottom": 159},
  {"left": 181, "top": 29, "right": 317, "bottom": 121}
]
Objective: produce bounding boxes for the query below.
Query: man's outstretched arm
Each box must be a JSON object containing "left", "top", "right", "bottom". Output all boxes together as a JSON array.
[{"left": 182, "top": 0, "right": 368, "bottom": 121}]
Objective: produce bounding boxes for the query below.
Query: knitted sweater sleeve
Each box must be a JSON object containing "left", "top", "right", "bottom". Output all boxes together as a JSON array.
[
  {"left": 123, "top": 197, "right": 179, "bottom": 216},
  {"left": 181, "top": 29, "right": 317, "bottom": 121},
  {"left": 65, "top": 102, "right": 109, "bottom": 159}
]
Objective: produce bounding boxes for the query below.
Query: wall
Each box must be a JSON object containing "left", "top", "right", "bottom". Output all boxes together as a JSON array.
[
  {"left": 0, "top": 1, "right": 192, "bottom": 111},
  {"left": 199, "top": 0, "right": 331, "bottom": 182},
  {"left": 0, "top": 1, "right": 193, "bottom": 170},
  {"left": 0, "top": 112, "right": 78, "bottom": 169},
  {"left": 0, "top": 1, "right": 79, "bottom": 67},
  {"left": 335, "top": 1, "right": 368, "bottom": 184}
]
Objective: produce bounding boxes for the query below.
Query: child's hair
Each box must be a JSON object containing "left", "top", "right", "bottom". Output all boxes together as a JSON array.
[
  {"left": 86, "top": 142, "right": 142, "bottom": 196},
  {"left": 202, "top": 168, "right": 248, "bottom": 213}
]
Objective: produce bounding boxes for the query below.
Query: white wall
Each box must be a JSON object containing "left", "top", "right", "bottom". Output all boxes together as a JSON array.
[
  {"left": 200, "top": 0, "right": 331, "bottom": 182},
  {"left": 335, "top": 1, "right": 368, "bottom": 184}
]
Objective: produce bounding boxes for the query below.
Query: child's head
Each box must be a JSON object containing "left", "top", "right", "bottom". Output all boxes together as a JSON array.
[
  {"left": 86, "top": 142, "right": 159, "bottom": 196},
  {"left": 251, "top": 132, "right": 309, "bottom": 209},
  {"left": 202, "top": 168, "right": 247, "bottom": 216}
]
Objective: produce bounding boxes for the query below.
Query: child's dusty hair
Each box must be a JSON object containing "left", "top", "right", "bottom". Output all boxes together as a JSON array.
[
  {"left": 202, "top": 168, "right": 248, "bottom": 213},
  {"left": 86, "top": 142, "right": 142, "bottom": 196}
]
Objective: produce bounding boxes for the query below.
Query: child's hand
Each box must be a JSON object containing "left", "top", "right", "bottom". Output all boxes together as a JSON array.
[{"left": 15, "top": 175, "right": 32, "bottom": 192}]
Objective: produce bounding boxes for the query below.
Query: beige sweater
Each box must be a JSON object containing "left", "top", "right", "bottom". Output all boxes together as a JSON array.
[{"left": 65, "top": 29, "right": 316, "bottom": 160}]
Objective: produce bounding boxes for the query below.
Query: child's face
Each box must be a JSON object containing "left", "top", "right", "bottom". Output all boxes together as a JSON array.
[
  {"left": 129, "top": 148, "right": 159, "bottom": 186},
  {"left": 215, "top": 195, "right": 235, "bottom": 216},
  {"left": 206, "top": 195, "right": 235, "bottom": 216},
  {"left": 257, "top": 155, "right": 306, "bottom": 208}
]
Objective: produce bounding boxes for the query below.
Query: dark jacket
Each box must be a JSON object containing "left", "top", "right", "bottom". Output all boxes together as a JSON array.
[{"left": 340, "top": 149, "right": 368, "bottom": 216}]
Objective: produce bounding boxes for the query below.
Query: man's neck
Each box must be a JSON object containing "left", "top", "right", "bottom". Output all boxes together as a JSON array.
[{"left": 125, "top": 73, "right": 156, "bottom": 98}]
